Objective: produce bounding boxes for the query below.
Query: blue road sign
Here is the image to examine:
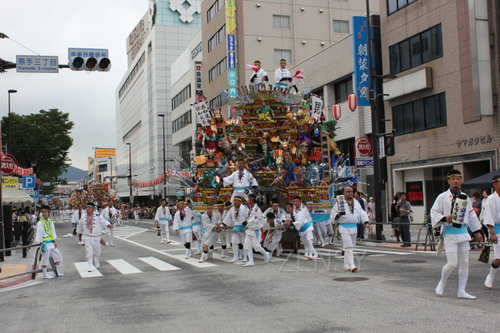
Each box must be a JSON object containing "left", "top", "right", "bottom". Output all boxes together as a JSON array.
[{"left": 22, "top": 175, "right": 36, "bottom": 189}]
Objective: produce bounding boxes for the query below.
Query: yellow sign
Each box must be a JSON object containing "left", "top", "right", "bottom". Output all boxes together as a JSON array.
[
  {"left": 95, "top": 148, "right": 116, "bottom": 159},
  {"left": 2, "top": 176, "right": 19, "bottom": 189},
  {"left": 226, "top": 0, "right": 236, "bottom": 34}
]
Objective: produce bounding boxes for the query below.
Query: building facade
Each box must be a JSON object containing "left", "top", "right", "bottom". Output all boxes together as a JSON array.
[
  {"left": 381, "top": 0, "right": 500, "bottom": 222},
  {"left": 201, "top": 0, "right": 378, "bottom": 114},
  {"left": 115, "top": 0, "right": 201, "bottom": 202},
  {"left": 87, "top": 148, "right": 116, "bottom": 189}
]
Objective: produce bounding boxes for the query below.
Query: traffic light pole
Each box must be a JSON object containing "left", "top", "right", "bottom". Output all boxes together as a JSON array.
[{"left": 366, "top": 3, "right": 387, "bottom": 240}]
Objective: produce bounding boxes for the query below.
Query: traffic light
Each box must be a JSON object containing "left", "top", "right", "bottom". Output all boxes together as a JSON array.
[{"left": 68, "top": 48, "right": 111, "bottom": 71}]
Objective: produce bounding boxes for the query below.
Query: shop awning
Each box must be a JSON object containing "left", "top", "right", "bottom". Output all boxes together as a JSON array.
[{"left": 462, "top": 170, "right": 500, "bottom": 189}]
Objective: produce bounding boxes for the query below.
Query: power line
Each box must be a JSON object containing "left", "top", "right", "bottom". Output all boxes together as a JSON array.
[{"left": 0, "top": 32, "right": 40, "bottom": 55}]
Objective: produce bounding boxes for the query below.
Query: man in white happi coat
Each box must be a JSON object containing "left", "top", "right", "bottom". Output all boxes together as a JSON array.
[
  {"left": 187, "top": 200, "right": 202, "bottom": 255},
  {"left": 173, "top": 201, "right": 194, "bottom": 258},
  {"left": 483, "top": 174, "right": 500, "bottom": 288},
  {"left": 223, "top": 196, "right": 249, "bottom": 262},
  {"left": 34, "top": 205, "right": 64, "bottom": 279},
  {"left": 155, "top": 199, "right": 172, "bottom": 244},
  {"left": 224, "top": 160, "right": 259, "bottom": 201},
  {"left": 263, "top": 198, "right": 287, "bottom": 227},
  {"left": 199, "top": 204, "right": 222, "bottom": 263},
  {"left": 290, "top": 196, "right": 318, "bottom": 260},
  {"left": 77, "top": 203, "right": 113, "bottom": 272},
  {"left": 249, "top": 60, "right": 269, "bottom": 86},
  {"left": 216, "top": 201, "right": 230, "bottom": 258},
  {"left": 263, "top": 212, "right": 285, "bottom": 257},
  {"left": 330, "top": 186, "right": 369, "bottom": 272},
  {"left": 71, "top": 204, "right": 84, "bottom": 245},
  {"left": 274, "top": 59, "right": 298, "bottom": 93},
  {"left": 242, "top": 194, "right": 270, "bottom": 267},
  {"left": 431, "top": 169, "right": 483, "bottom": 299},
  {"left": 101, "top": 199, "right": 118, "bottom": 247}
]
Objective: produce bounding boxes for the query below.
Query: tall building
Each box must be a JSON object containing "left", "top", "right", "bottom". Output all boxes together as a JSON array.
[
  {"left": 87, "top": 148, "right": 116, "bottom": 188},
  {"left": 381, "top": 0, "right": 500, "bottom": 221},
  {"left": 201, "top": 0, "right": 376, "bottom": 113},
  {"left": 115, "top": 0, "right": 201, "bottom": 202}
]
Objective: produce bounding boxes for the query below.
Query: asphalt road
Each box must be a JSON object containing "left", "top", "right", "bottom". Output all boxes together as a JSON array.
[{"left": 1, "top": 219, "right": 498, "bottom": 333}]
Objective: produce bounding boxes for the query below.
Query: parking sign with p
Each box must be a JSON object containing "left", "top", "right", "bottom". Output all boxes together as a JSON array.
[{"left": 22, "top": 175, "right": 36, "bottom": 189}]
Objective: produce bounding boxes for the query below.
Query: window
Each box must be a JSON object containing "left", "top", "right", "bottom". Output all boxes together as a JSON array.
[
  {"left": 273, "top": 49, "right": 291, "bottom": 63},
  {"left": 388, "top": 0, "right": 417, "bottom": 15},
  {"left": 98, "top": 164, "right": 107, "bottom": 173},
  {"left": 118, "top": 52, "right": 145, "bottom": 98},
  {"left": 389, "top": 24, "right": 442, "bottom": 74},
  {"left": 209, "top": 94, "right": 227, "bottom": 110},
  {"left": 334, "top": 76, "right": 353, "bottom": 104},
  {"left": 208, "top": 25, "right": 226, "bottom": 53},
  {"left": 335, "top": 137, "right": 355, "bottom": 166},
  {"left": 172, "top": 111, "right": 192, "bottom": 133},
  {"left": 392, "top": 92, "right": 447, "bottom": 135},
  {"left": 171, "top": 84, "right": 192, "bottom": 110},
  {"left": 179, "top": 140, "right": 193, "bottom": 168},
  {"left": 333, "top": 20, "right": 349, "bottom": 33},
  {"left": 273, "top": 15, "right": 290, "bottom": 29},
  {"left": 207, "top": 0, "right": 225, "bottom": 22},
  {"left": 208, "top": 58, "right": 227, "bottom": 82}
]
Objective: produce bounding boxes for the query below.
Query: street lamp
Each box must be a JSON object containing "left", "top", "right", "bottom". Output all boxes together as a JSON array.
[
  {"left": 125, "top": 143, "right": 133, "bottom": 205},
  {"left": 7, "top": 89, "right": 17, "bottom": 154},
  {"left": 157, "top": 114, "right": 166, "bottom": 199}
]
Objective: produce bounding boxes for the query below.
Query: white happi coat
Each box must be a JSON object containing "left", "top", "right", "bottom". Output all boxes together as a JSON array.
[
  {"left": 262, "top": 207, "right": 287, "bottom": 228},
  {"left": 292, "top": 204, "right": 313, "bottom": 237},
  {"left": 71, "top": 209, "right": 83, "bottom": 226},
  {"left": 274, "top": 67, "right": 292, "bottom": 86},
  {"left": 330, "top": 199, "right": 369, "bottom": 235},
  {"left": 101, "top": 206, "right": 118, "bottom": 224},
  {"left": 223, "top": 204, "right": 249, "bottom": 229},
  {"left": 155, "top": 205, "right": 172, "bottom": 224},
  {"left": 173, "top": 209, "right": 193, "bottom": 234},
  {"left": 251, "top": 68, "right": 268, "bottom": 85},
  {"left": 430, "top": 189, "right": 481, "bottom": 243},
  {"left": 245, "top": 204, "right": 264, "bottom": 239},
  {"left": 77, "top": 212, "right": 110, "bottom": 238},
  {"left": 483, "top": 191, "right": 500, "bottom": 259},
  {"left": 223, "top": 169, "right": 258, "bottom": 200},
  {"left": 201, "top": 210, "right": 222, "bottom": 245},
  {"left": 35, "top": 217, "right": 63, "bottom": 265}
]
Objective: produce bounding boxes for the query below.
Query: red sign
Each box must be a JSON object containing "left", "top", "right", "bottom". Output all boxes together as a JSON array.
[
  {"left": 406, "top": 181, "right": 424, "bottom": 206},
  {"left": 1, "top": 154, "right": 17, "bottom": 175},
  {"left": 355, "top": 137, "right": 372, "bottom": 156}
]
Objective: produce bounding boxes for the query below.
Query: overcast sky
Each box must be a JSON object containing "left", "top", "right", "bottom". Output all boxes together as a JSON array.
[{"left": 0, "top": 0, "right": 149, "bottom": 170}]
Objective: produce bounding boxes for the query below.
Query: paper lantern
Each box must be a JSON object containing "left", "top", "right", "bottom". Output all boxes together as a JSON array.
[
  {"left": 348, "top": 94, "right": 357, "bottom": 111},
  {"left": 332, "top": 104, "right": 341, "bottom": 120}
]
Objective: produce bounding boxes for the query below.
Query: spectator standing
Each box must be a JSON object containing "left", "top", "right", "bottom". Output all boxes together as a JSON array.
[{"left": 398, "top": 192, "right": 413, "bottom": 247}]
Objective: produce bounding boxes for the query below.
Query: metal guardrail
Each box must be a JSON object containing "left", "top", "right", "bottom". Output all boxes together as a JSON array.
[{"left": 0, "top": 242, "right": 43, "bottom": 281}]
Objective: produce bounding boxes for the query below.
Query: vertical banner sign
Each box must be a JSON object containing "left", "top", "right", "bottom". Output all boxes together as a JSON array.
[
  {"left": 310, "top": 95, "right": 323, "bottom": 119},
  {"left": 194, "top": 101, "right": 211, "bottom": 127},
  {"left": 194, "top": 61, "right": 203, "bottom": 102},
  {"left": 226, "top": 0, "right": 238, "bottom": 98},
  {"left": 352, "top": 16, "right": 370, "bottom": 106}
]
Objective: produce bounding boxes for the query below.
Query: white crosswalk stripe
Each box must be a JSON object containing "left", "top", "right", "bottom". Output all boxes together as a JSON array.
[
  {"left": 107, "top": 259, "right": 143, "bottom": 274},
  {"left": 138, "top": 257, "right": 181, "bottom": 271},
  {"left": 74, "top": 262, "right": 103, "bottom": 278}
]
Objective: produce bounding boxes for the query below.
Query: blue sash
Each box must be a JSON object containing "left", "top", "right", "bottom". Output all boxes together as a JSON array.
[
  {"left": 159, "top": 218, "right": 168, "bottom": 221},
  {"left": 340, "top": 223, "right": 357, "bottom": 229},
  {"left": 443, "top": 224, "right": 468, "bottom": 236},
  {"left": 299, "top": 222, "right": 312, "bottom": 233},
  {"left": 192, "top": 222, "right": 201, "bottom": 227},
  {"left": 234, "top": 187, "right": 248, "bottom": 191},
  {"left": 42, "top": 240, "right": 54, "bottom": 253},
  {"left": 234, "top": 225, "right": 245, "bottom": 232},
  {"left": 495, "top": 224, "right": 500, "bottom": 234},
  {"left": 179, "top": 226, "right": 192, "bottom": 231}
]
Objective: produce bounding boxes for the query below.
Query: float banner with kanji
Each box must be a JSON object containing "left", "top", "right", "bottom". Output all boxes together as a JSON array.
[{"left": 352, "top": 16, "right": 370, "bottom": 106}]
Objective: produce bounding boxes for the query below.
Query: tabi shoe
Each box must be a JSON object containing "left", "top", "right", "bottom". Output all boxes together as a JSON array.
[
  {"left": 351, "top": 267, "right": 358, "bottom": 273},
  {"left": 87, "top": 266, "right": 94, "bottom": 272},
  {"left": 238, "top": 250, "right": 244, "bottom": 261},
  {"left": 457, "top": 291, "right": 477, "bottom": 300},
  {"left": 484, "top": 273, "right": 494, "bottom": 289},
  {"left": 199, "top": 252, "right": 207, "bottom": 263},
  {"left": 435, "top": 280, "right": 446, "bottom": 296},
  {"left": 43, "top": 272, "right": 55, "bottom": 279},
  {"left": 264, "top": 251, "right": 271, "bottom": 263},
  {"left": 243, "top": 261, "right": 255, "bottom": 267},
  {"left": 230, "top": 253, "right": 239, "bottom": 263}
]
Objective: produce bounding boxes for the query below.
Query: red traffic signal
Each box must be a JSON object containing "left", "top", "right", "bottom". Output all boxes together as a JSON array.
[
  {"left": 98, "top": 58, "right": 111, "bottom": 71},
  {"left": 68, "top": 48, "right": 110, "bottom": 72}
]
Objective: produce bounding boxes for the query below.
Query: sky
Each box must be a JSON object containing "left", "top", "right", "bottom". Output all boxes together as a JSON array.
[{"left": 0, "top": 0, "right": 149, "bottom": 170}]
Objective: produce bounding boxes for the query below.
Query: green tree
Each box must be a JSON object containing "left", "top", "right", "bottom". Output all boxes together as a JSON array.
[{"left": 2, "top": 109, "right": 74, "bottom": 184}]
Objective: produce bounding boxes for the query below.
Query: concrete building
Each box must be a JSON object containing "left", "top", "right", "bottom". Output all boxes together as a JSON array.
[
  {"left": 87, "top": 147, "right": 116, "bottom": 189},
  {"left": 201, "top": 0, "right": 378, "bottom": 113},
  {"left": 380, "top": 0, "right": 500, "bottom": 222},
  {"left": 170, "top": 31, "right": 203, "bottom": 169},
  {"left": 115, "top": 0, "right": 201, "bottom": 203}
]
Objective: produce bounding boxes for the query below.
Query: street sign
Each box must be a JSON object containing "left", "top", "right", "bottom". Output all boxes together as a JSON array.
[
  {"left": 378, "top": 136, "right": 386, "bottom": 158},
  {"left": 2, "top": 176, "right": 19, "bottom": 189},
  {"left": 355, "top": 136, "right": 373, "bottom": 156},
  {"left": 16, "top": 55, "right": 59, "bottom": 73},
  {"left": 31, "top": 190, "right": 40, "bottom": 199},
  {"left": 355, "top": 157, "right": 374, "bottom": 169},
  {"left": 22, "top": 175, "right": 36, "bottom": 189},
  {"left": 1, "top": 154, "right": 17, "bottom": 175}
]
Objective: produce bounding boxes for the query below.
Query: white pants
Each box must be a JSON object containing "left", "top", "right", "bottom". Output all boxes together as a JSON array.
[
  {"left": 243, "top": 235, "right": 266, "bottom": 253},
  {"left": 193, "top": 227, "right": 202, "bottom": 242},
  {"left": 107, "top": 226, "right": 115, "bottom": 246},
  {"left": 314, "top": 222, "right": 327, "bottom": 243},
  {"left": 202, "top": 232, "right": 218, "bottom": 247},
  {"left": 300, "top": 228, "right": 317, "bottom": 256},
  {"left": 219, "top": 231, "right": 229, "bottom": 246},
  {"left": 41, "top": 242, "right": 63, "bottom": 266},
  {"left": 493, "top": 242, "right": 500, "bottom": 260},
  {"left": 159, "top": 222, "right": 169, "bottom": 241},
  {"left": 84, "top": 237, "right": 102, "bottom": 260},
  {"left": 231, "top": 231, "right": 246, "bottom": 245},
  {"left": 180, "top": 232, "right": 193, "bottom": 244},
  {"left": 263, "top": 232, "right": 282, "bottom": 252},
  {"left": 341, "top": 232, "right": 357, "bottom": 269}
]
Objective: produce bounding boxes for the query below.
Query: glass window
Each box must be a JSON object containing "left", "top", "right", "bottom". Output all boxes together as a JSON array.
[
  {"left": 387, "top": 0, "right": 398, "bottom": 14},
  {"left": 274, "top": 49, "right": 291, "bottom": 63},
  {"left": 424, "top": 95, "right": 439, "bottom": 129},
  {"left": 429, "top": 25, "right": 443, "bottom": 60},
  {"left": 389, "top": 44, "right": 400, "bottom": 74},
  {"left": 273, "top": 15, "right": 290, "bottom": 29},
  {"left": 398, "top": 0, "right": 408, "bottom": 8},
  {"left": 403, "top": 103, "right": 414, "bottom": 134},
  {"left": 437, "top": 93, "right": 447, "bottom": 126},
  {"left": 333, "top": 20, "right": 349, "bottom": 33},
  {"left": 410, "top": 35, "right": 421, "bottom": 67},
  {"left": 334, "top": 77, "right": 353, "bottom": 104},
  {"left": 392, "top": 105, "right": 404, "bottom": 135},
  {"left": 413, "top": 99, "right": 425, "bottom": 131},
  {"left": 399, "top": 39, "right": 410, "bottom": 72}
]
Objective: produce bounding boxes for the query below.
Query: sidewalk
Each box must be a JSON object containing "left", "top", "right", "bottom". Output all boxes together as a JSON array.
[{"left": 0, "top": 245, "right": 37, "bottom": 289}]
